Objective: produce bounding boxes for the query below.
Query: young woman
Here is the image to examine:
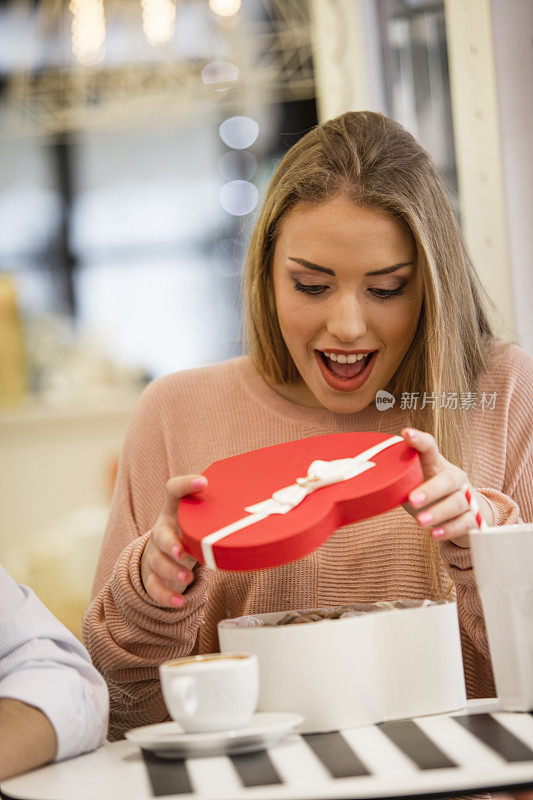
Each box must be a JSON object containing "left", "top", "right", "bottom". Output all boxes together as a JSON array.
[{"left": 82, "top": 111, "right": 533, "bottom": 743}]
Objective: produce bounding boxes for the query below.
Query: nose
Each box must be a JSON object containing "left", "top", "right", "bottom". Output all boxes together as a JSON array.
[{"left": 326, "top": 291, "right": 367, "bottom": 343}]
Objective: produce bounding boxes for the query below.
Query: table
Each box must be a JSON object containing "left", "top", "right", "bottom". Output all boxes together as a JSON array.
[{"left": 2, "top": 700, "right": 533, "bottom": 800}]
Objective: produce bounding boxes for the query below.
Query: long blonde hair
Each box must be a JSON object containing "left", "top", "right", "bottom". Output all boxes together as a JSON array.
[{"left": 243, "top": 111, "right": 510, "bottom": 597}]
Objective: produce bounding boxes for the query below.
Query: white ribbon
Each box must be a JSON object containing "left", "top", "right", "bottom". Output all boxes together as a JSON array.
[{"left": 201, "top": 435, "right": 404, "bottom": 569}]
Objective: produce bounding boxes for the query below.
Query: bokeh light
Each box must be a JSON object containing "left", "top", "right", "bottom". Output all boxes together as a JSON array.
[
  {"left": 219, "top": 181, "right": 258, "bottom": 216},
  {"left": 70, "top": 0, "right": 106, "bottom": 66},
  {"left": 218, "top": 150, "right": 257, "bottom": 181},
  {"left": 201, "top": 61, "right": 239, "bottom": 85},
  {"left": 218, "top": 116, "right": 259, "bottom": 150},
  {"left": 141, "top": 0, "right": 176, "bottom": 46},
  {"left": 209, "top": 0, "right": 241, "bottom": 18}
]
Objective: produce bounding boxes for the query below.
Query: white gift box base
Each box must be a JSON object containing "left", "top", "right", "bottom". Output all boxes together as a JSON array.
[{"left": 218, "top": 601, "right": 466, "bottom": 733}]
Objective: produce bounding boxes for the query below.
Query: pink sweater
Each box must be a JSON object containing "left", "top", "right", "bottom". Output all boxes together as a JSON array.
[{"left": 83, "top": 341, "right": 533, "bottom": 742}]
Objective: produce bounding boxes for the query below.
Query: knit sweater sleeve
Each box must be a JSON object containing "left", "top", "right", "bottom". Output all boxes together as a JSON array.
[
  {"left": 439, "top": 345, "right": 533, "bottom": 698},
  {"left": 82, "top": 378, "right": 210, "bottom": 741}
]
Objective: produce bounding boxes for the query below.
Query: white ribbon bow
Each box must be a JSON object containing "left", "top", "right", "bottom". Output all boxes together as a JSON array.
[
  {"left": 244, "top": 457, "right": 376, "bottom": 516},
  {"left": 200, "top": 435, "right": 404, "bottom": 569}
]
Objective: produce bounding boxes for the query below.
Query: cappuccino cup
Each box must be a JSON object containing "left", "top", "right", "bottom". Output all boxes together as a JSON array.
[{"left": 159, "top": 652, "right": 259, "bottom": 733}]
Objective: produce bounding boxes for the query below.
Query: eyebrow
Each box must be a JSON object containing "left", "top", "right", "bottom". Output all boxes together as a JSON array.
[{"left": 287, "top": 257, "right": 414, "bottom": 277}]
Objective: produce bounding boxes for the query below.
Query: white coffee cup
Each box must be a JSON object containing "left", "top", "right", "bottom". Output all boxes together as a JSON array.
[
  {"left": 470, "top": 523, "right": 533, "bottom": 711},
  {"left": 159, "top": 652, "right": 259, "bottom": 733}
]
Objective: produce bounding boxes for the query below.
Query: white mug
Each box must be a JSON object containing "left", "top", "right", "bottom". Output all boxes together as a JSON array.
[
  {"left": 470, "top": 523, "right": 533, "bottom": 711},
  {"left": 159, "top": 652, "right": 259, "bottom": 733}
]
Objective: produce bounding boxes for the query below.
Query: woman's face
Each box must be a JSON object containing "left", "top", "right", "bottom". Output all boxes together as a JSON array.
[{"left": 271, "top": 196, "right": 424, "bottom": 413}]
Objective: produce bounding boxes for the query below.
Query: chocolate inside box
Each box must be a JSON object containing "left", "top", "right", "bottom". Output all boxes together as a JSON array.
[{"left": 226, "top": 599, "right": 447, "bottom": 628}]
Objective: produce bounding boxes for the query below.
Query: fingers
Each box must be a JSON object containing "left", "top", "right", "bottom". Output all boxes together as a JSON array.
[
  {"left": 415, "top": 490, "right": 469, "bottom": 531},
  {"left": 408, "top": 482, "right": 475, "bottom": 545},
  {"left": 402, "top": 427, "right": 436, "bottom": 453},
  {"left": 151, "top": 548, "right": 194, "bottom": 594},
  {"left": 430, "top": 511, "right": 475, "bottom": 546},
  {"left": 151, "top": 527, "right": 194, "bottom": 579},
  {"left": 153, "top": 523, "right": 188, "bottom": 562},
  {"left": 142, "top": 569, "right": 186, "bottom": 609},
  {"left": 140, "top": 474, "right": 207, "bottom": 608},
  {"left": 400, "top": 429, "right": 474, "bottom": 545},
  {"left": 401, "top": 428, "right": 445, "bottom": 476},
  {"left": 142, "top": 529, "right": 196, "bottom": 608},
  {"left": 160, "top": 474, "right": 207, "bottom": 525},
  {"left": 408, "top": 471, "right": 468, "bottom": 517}
]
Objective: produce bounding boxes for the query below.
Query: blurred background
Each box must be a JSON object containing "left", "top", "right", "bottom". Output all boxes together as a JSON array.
[{"left": 0, "top": 0, "right": 531, "bottom": 637}]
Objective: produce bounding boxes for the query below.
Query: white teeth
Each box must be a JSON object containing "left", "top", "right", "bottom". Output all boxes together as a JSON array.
[{"left": 323, "top": 351, "right": 370, "bottom": 363}]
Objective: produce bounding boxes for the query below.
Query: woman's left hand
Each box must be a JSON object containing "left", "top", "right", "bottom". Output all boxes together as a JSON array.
[{"left": 400, "top": 428, "right": 494, "bottom": 547}]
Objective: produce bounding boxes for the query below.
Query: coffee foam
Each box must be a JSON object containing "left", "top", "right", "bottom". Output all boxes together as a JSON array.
[{"left": 164, "top": 653, "right": 249, "bottom": 668}]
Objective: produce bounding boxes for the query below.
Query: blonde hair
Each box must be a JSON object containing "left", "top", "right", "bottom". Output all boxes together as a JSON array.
[{"left": 243, "top": 111, "right": 511, "bottom": 597}]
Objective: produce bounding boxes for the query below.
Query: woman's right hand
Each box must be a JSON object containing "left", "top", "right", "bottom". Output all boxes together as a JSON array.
[{"left": 140, "top": 475, "right": 207, "bottom": 608}]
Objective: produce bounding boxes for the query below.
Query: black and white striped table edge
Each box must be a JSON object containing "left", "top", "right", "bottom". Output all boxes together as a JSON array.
[{"left": 141, "top": 711, "right": 533, "bottom": 798}]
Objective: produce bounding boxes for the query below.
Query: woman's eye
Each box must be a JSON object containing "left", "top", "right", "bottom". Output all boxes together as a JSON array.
[
  {"left": 370, "top": 286, "right": 408, "bottom": 300},
  {"left": 292, "top": 281, "right": 409, "bottom": 299},
  {"left": 292, "top": 281, "right": 328, "bottom": 296}
]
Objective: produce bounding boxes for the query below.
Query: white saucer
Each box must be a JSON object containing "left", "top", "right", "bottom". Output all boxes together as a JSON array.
[{"left": 125, "top": 711, "right": 304, "bottom": 759}]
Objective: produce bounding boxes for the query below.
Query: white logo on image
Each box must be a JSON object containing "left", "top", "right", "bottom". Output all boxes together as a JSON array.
[{"left": 375, "top": 390, "right": 396, "bottom": 411}]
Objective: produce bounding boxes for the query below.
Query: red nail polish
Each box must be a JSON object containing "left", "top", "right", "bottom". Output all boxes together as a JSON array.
[
  {"left": 431, "top": 528, "right": 445, "bottom": 538},
  {"left": 171, "top": 545, "right": 182, "bottom": 560},
  {"left": 171, "top": 594, "right": 184, "bottom": 607},
  {"left": 192, "top": 477, "right": 207, "bottom": 491}
]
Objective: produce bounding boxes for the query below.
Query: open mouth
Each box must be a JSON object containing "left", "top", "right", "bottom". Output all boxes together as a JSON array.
[{"left": 318, "top": 351, "right": 376, "bottom": 380}]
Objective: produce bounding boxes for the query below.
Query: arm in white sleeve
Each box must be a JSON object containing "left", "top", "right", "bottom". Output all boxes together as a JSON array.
[{"left": 0, "top": 565, "right": 109, "bottom": 762}]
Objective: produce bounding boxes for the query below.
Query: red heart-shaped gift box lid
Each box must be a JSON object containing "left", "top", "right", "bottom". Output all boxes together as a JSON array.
[{"left": 179, "top": 432, "right": 423, "bottom": 571}]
